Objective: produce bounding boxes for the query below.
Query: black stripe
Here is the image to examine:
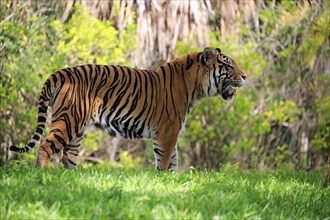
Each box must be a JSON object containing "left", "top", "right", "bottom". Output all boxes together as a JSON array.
[
  {"left": 36, "top": 127, "right": 43, "bottom": 134},
  {"left": 38, "top": 116, "right": 46, "bottom": 123},
  {"left": 67, "top": 144, "right": 81, "bottom": 148},
  {"left": 186, "top": 55, "right": 194, "bottom": 70},
  {"left": 46, "top": 139, "right": 60, "bottom": 154},
  {"left": 165, "top": 90, "right": 171, "bottom": 121},
  {"left": 33, "top": 134, "right": 40, "bottom": 141},
  {"left": 28, "top": 142, "right": 36, "bottom": 148},
  {"left": 76, "top": 132, "right": 84, "bottom": 138},
  {"left": 39, "top": 101, "right": 48, "bottom": 109},
  {"left": 38, "top": 106, "right": 47, "bottom": 113},
  {"left": 160, "top": 66, "right": 166, "bottom": 87},
  {"left": 54, "top": 134, "right": 67, "bottom": 148},
  {"left": 197, "top": 52, "right": 202, "bottom": 62},
  {"left": 50, "top": 128, "right": 63, "bottom": 135},
  {"left": 181, "top": 65, "right": 189, "bottom": 107},
  {"left": 68, "top": 158, "right": 77, "bottom": 166},
  {"left": 201, "top": 55, "right": 206, "bottom": 65},
  {"left": 39, "top": 94, "right": 49, "bottom": 102},
  {"left": 168, "top": 63, "right": 177, "bottom": 115},
  {"left": 68, "top": 152, "right": 78, "bottom": 157},
  {"left": 154, "top": 148, "right": 163, "bottom": 156},
  {"left": 104, "top": 65, "right": 111, "bottom": 75},
  {"left": 52, "top": 73, "right": 57, "bottom": 85}
]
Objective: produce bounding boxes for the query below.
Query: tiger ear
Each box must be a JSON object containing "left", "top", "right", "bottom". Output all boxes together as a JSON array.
[{"left": 202, "top": 47, "right": 217, "bottom": 66}]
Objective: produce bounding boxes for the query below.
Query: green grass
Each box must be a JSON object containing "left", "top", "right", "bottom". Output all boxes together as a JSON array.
[{"left": 0, "top": 162, "right": 329, "bottom": 219}]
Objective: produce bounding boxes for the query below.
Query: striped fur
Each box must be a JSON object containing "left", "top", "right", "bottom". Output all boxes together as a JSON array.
[{"left": 10, "top": 47, "right": 247, "bottom": 170}]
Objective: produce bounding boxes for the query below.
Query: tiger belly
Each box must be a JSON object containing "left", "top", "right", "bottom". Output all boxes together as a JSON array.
[{"left": 94, "top": 116, "right": 153, "bottom": 140}]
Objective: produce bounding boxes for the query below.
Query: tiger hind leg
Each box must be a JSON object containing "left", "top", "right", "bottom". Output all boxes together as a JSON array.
[
  {"left": 36, "top": 121, "right": 74, "bottom": 168},
  {"left": 62, "top": 130, "right": 85, "bottom": 168}
]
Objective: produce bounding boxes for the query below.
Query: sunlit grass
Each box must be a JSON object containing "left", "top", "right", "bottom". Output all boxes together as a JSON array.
[{"left": 1, "top": 162, "right": 329, "bottom": 219}]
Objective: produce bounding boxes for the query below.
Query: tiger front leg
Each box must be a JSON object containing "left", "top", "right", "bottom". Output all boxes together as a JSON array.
[
  {"left": 153, "top": 143, "right": 179, "bottom": 171},
  {"left": 153, "top": 130, "right": 179, "bottom": 171},
  {"left": 168, "top": 145, "right": 178, "bottom": 171}
]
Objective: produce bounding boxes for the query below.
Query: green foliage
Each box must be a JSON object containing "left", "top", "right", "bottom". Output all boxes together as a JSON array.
[
  {"left": 83, "top": 131, "right": 105, "bottom": 151},
  {"left": 1, "top": 163, "right": 328, "bottom": 219},
  {"left": 52, "top": 4, "right": 136, "bottom": 66},
  {"left": 264, "top": 101, "right": 301, "bottom": 124},
  {"left": 0, "top": 4, "right": 62, "bottom": 158},
  {"left": 311, "top": 96, "right": 330, "bottom": 151},
  {"left": 110, "top": 151, "right": 142, "bottom": 168}
]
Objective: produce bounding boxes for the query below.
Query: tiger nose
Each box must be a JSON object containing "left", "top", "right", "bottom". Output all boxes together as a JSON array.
[{"left": 241, "top": 73, "right": 247, "bottom": 81}]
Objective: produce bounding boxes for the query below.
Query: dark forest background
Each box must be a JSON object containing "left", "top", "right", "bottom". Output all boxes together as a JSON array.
[{"left": 0, "top": 0, "right": 329, "bottom": 171}]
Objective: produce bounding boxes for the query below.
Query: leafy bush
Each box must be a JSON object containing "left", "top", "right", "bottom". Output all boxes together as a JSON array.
[
  {"left": 52, "top": 4, "right": 136, "bottom": 66},
  {"left": 1, "top": 4, "right": 62, "bottom": 163}
]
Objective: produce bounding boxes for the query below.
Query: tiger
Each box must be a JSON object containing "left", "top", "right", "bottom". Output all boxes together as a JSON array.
[{"left": 10, "top": 47, "right": 247, "bottom": 170}]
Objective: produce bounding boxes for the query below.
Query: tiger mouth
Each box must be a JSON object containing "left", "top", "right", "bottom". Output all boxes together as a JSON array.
[
  {"left": 221, "top": 86, "right": 236, "bottom": 101},
  {"left": 220, "top": 78, "right": 247, "bottom": 100}
]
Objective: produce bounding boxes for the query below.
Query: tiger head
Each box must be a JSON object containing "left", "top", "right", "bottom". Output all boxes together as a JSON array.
[{"left": 200, "top": 47, "right": 247, "bottom": 101}]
